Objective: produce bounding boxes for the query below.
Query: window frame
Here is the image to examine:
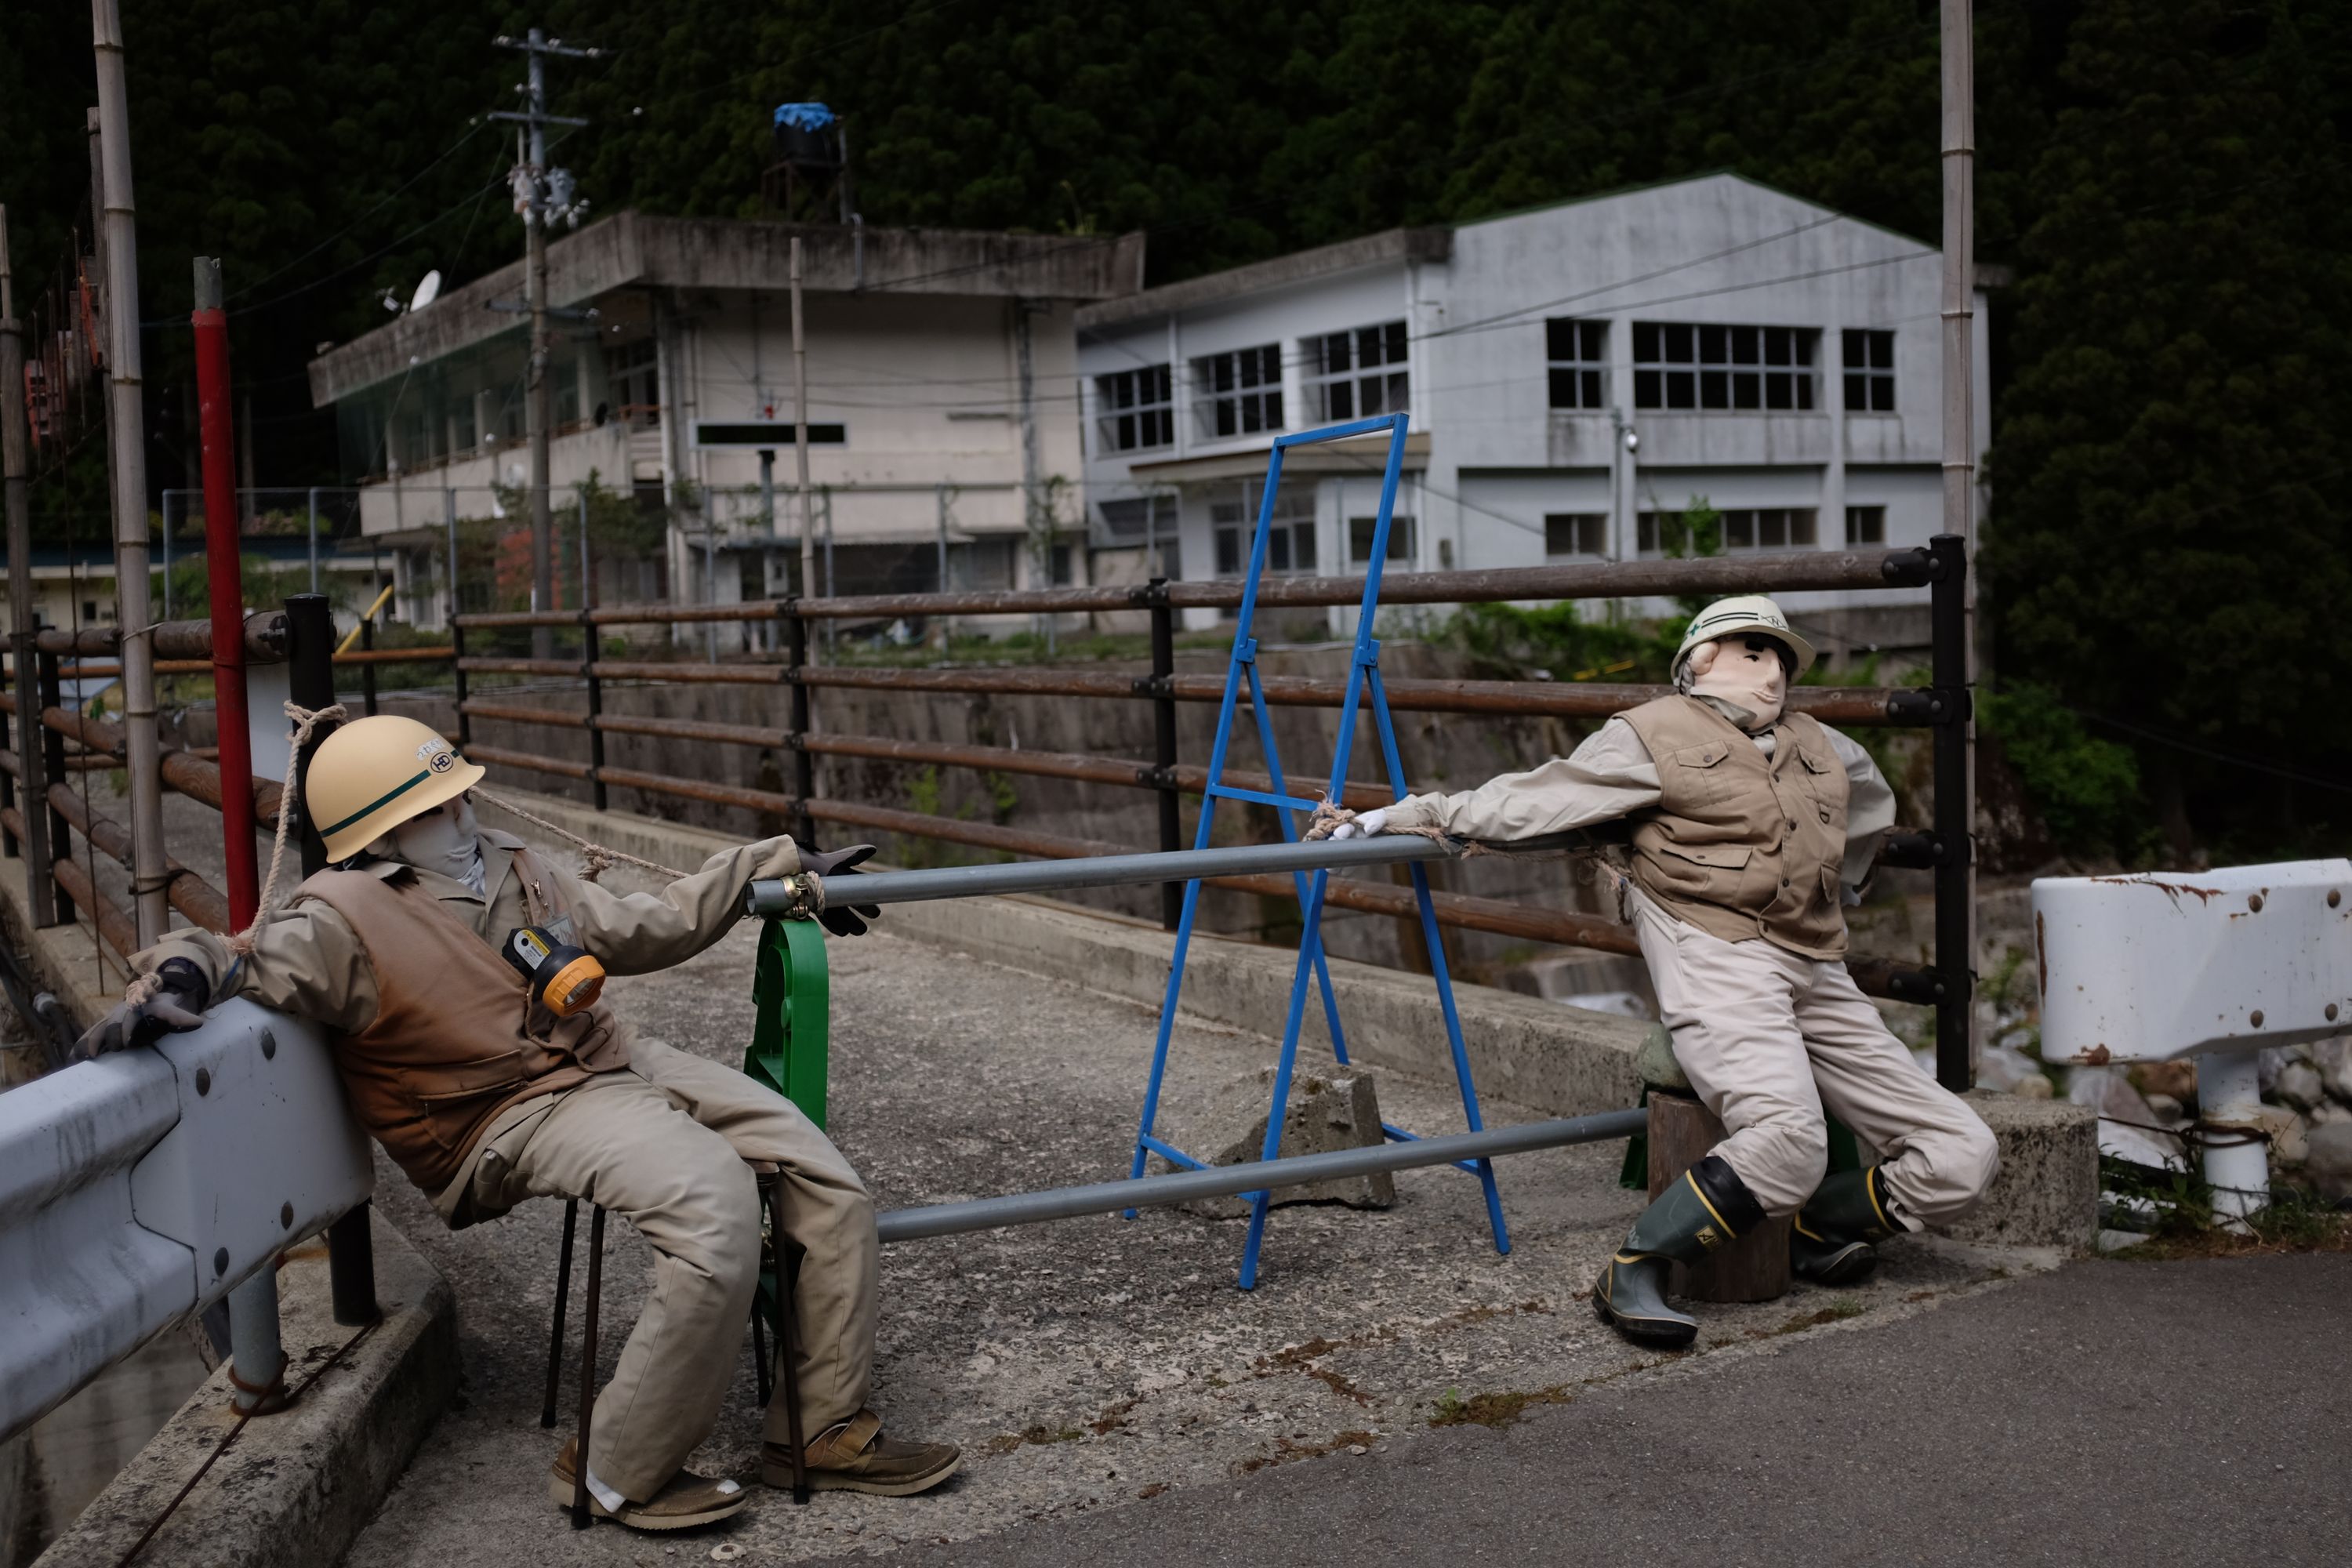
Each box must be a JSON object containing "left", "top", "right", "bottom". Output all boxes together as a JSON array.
[
  {"left": 1348, "top": 514, "right": 1418, "bottom": 568},
  {"left": 1093, "top": 363, "right": 1176, "bottom": 453},
  {"left": 1190, "top": 343, "right": 1285, "bottom": 441},
  {"left": 1211, "top": 482, "right": 1316, "bottom": 579},
  {"left": 1301, "top": 320, "right": 1410, "bottom": 423},
  {"left": 1638, "top": 507, "right": 1820, "bottom": 556},
  {"left": 1844, "top": 504, "right": 1887, "bottom": 546},
  {"left": 1544, "top": 318, "right": 1610, "bottom": 411},
  {"left": 1543, "top": 512, "right": 1607, "bottom": 559},
  {"left": 1841, "top": 329, "right": 1896, "bottom": 414},
  {"left": 1632, "top": 321, "right": 1820, "bottom": 412}
]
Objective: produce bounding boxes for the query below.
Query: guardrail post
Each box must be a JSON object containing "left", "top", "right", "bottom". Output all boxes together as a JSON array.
[
  {"left": 782, "top": 599, "right": 816, "bottom": 847},
  {"left": 1928, "top": 533, "right": 1973, "bottom": 1091},
  {"left": 581, "top": 610, "right": 606, "bottom": 813},
  {"left": 448, "top": 487, "right": 470, "bottom": 749},
  {"left": 289, "top": 593, "right": 379, "bottom": 1323},
  {"left": 359, "top": 616, "right": 378, "bottom": 717},
  {"left": 36, "top": 648, "right": 71, "bottom": 925},
  {"left": 1146, "top": 580, "right": 1181, "bottom": 931}
]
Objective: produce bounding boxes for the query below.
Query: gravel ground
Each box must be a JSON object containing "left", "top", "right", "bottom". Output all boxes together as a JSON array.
[{"left": 332, "top": 856, "right": 2015, "bottom": 1567}]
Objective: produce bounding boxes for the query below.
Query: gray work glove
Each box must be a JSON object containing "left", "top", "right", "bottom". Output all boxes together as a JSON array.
[
  {"left": 74, "top": 958, "right": 209, "bottom": 1061},
  {"left": 800, "top": 843, "right": 881, "bottom": 938}
]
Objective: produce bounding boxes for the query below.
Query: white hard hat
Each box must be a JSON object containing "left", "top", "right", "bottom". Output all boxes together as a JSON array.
[
  {"left": 1671, "top": 595, "right": 1816, "bottom": 681},
  {"left": 307, "top": 714, "right": 486, "bottom": 862}
]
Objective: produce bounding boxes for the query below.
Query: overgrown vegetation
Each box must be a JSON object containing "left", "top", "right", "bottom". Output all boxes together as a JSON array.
[
  {"left": 2101, "top": 1155, "right": 2352, "bottom": 1258},
  {"left": 1977, "top": 684, "right": 2154, "bottom": 863}
]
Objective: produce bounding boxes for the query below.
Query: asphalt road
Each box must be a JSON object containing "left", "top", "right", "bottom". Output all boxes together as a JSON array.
[{"left": 830, "top": 1251, "right": 2352, "bottom": 1568}]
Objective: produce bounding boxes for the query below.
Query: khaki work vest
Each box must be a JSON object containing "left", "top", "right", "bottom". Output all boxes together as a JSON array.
[
  {"left": 294, "top": 846, "right": 631, "bottom": 1194},
  {"left": 1617, "top": 695, "right": 1851, "bottom": 959}
]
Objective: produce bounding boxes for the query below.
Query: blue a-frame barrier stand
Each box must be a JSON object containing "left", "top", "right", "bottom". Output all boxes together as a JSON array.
[{"left": 1126, "top": 412, "right": 1510, "bottom": 1288}]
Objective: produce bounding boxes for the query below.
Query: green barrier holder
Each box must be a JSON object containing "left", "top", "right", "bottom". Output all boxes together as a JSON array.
[
  {"left": 746, "top": 916, "right": 828, "bottom": 1387},
  {"left": 746, "top": 916, "right": 829, "bottom": 1131}
]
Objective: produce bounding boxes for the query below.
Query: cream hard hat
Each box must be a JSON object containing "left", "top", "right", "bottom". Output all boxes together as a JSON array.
[
  {"left": 307, "top": 714, "right": 485, "bottom": 862},
  {"left": 1671, "top": 595, "right": 1816, "bottom": 681}
]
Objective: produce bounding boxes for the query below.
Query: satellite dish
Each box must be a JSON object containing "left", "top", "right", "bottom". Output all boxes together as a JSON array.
[{"left": 409, "top": 270, "right": 443, "bottom": 312}]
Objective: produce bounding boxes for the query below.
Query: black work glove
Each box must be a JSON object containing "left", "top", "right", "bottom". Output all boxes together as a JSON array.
[
  {"left": 799, "top": 843, "right": 880, "bottom": 938},
  {"left": 74, "top": 958, "right": 209, "bottom": 1061}
]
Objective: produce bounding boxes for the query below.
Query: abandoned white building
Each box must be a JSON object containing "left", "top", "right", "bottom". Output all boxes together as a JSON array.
[
  {"left": 307, "top": 212, "right": 1145, "bottom": 637},
  {"left": 1074, "top": 172, "right": 1994, "bottom": 658}
]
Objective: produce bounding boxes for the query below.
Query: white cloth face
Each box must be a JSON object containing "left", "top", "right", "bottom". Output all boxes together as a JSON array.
[
  {"left": 389, "top": 793, "right": 485, "bottom": 895},
  {"left": 1688, "top": 637, "right": 1788, "bottom": 730}
]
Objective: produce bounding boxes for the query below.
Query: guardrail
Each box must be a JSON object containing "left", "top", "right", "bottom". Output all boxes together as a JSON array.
[{"left": 0, "top": 999, "right": 373, "bottom": 1444}]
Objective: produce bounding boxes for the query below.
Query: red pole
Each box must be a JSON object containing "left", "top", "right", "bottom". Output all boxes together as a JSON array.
[{"left": 193, "top": 257, "right": 257, "bottom": 926}]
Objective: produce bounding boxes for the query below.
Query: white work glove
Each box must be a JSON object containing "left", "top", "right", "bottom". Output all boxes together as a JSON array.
[{"left": 1328, "top": 808, "right": 1390, "bottom": 841}]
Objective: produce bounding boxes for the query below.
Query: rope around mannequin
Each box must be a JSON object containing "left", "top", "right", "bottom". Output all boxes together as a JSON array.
[
  {"left": 471, "top": 787, "right": 690, "bottom": 883},
  {"left": 227, "top": 702, "right": 349, "bottom": 957}
]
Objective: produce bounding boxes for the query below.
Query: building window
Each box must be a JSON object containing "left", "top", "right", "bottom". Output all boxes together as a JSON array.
[
  {"left": 1544, "top": 513, "right": 1606, "bottom": 558},
  {"left": 1842, "top": 329, "right": 1895, "bottom": 412},
  {"left": 1845, "top": 505, "right": 1886, "bottom": 546},
  {"left": 1632, "top": 323, "right": 1817, "bottom": 412},
  {"left": 1094, "top": 365, "right": 1174, "bottom": 452},
  {"left": 82, "top": 600, "right": 99, "bottom": 623},
  {"left": 1049, "top": 543, "right": 1076, "bottom": 585},
  {"left": 1546, "top": 319, "right": 1609, "bottom": 409},
  {"left": 1348, "top": 514, "right": 1417, "bottom": 567},
  {"left": 1192, "top": 344, "right": 1283, "bottom": 440},
  {"left": 1302, "top": 321, "right": 1408, "bottom": 422},
  {"left": 1639, "top": 508, "right": 1819, "bottom": 555},
  {"left": 608, "top": 337, "right": 661, "bottom": 429},
  {"left": 1212, "top": 484, "right": 1315, "bottom": 577}
]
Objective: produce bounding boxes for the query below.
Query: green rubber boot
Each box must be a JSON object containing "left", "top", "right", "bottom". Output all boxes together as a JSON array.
[
  {"left": 1592, "top": 1155, "right": 1765, "bottom": 1348},
  {"left": 1791, "top": 1166, "right": 1904, "bottom": 1287}
]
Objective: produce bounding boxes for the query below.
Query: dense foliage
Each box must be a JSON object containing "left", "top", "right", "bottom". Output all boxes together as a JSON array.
[{"left": 5, "top": 0, "right": 2346, "bottom": 852}]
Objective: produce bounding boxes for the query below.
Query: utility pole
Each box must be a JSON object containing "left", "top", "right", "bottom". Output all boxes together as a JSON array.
[
  {"left": 790, "top": 237, "right": 814, "bottom": 606},
  {"left": 92, "top": 0, "right": 170, "bottom": 947},
  {"left": 1940, "top": 0, "right": 1977, "bottom": 1080},
  {"left": 493, "top": 27, "right": 598, "bottom": 660},
  {"left": 2, "top": 207, "right": 58, "bottom": 926}
]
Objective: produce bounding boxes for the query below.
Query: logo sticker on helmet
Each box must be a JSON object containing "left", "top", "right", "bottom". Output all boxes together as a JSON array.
[{"left": 426, "top": 750, "right": 456, "bottom": 775}]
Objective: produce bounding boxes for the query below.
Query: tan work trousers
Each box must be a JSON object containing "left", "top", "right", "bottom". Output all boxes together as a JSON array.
[
  {"left": 470, "top": 1037, "right": 877, "bottom": 1501},
  {"left": 1632, "top": 891, "right": 1999, "bottom": 1223}
]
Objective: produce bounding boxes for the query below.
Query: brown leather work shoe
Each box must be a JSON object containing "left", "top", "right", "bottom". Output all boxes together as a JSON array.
[
  {"left": 764, "top": 1410, "right": 960, "bottom": 1497},
  {"left": 548, "top": 1438, "right": 749, "bottom": 1530}
]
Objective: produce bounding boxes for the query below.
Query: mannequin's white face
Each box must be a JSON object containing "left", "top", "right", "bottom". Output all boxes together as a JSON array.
[{"left": 1688, "top": 635, "right": 1791, "bottom": 728}]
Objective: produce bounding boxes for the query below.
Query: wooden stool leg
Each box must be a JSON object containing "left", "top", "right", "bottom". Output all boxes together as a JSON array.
[
  {"left": 572, "top": 1206, "right": 606, "bottom": 1530},
  {"left": 542, "top": 1199, "right": 578, "bottom": 1428},
  {"left": 770, "top": 1181, "right": 809, "bottom": 1504}
]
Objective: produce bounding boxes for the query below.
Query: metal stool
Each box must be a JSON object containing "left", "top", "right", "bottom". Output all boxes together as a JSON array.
[{"left": 540, "top": 1161, "right": 809, "bottom": 1528}]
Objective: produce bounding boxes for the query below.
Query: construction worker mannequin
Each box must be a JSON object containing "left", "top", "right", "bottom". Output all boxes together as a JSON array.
[
  {"left": 77, "top": 715, "right": 957, "bottom": 1528},
  {"left": 1312, "top": 597, "right": 1998, "bottom": 1347}
]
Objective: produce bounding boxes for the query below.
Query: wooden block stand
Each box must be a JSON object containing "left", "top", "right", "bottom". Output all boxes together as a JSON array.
[{"left": 1645, "top": 1090, "right": 1791, "bottom": 1303}]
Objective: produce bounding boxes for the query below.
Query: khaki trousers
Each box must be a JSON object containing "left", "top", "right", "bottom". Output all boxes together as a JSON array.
[
  {"left": 1632, "top": 891, "right": 1999, "bottom": 1223},
  {"left": 471, "top": 1037, "right": 877, "bottom": 1500}
]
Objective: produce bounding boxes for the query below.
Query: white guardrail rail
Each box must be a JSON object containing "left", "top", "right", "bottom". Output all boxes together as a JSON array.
[{"left": 0, "top": 1000, "right": 371, "bottom": 1443}]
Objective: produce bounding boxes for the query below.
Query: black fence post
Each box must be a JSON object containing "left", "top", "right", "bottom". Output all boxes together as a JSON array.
[
  {"left": 9, "top": 630, "right": 53, "bottom": 924},
  {"left": 36, "top": 648, "right": 72, "bottom": 925},
  {"left": 782, "top": 601, "right": 816, "bottom": 848},
  {"left": 1927, "top": 534, "right": 1973, "bottom": 1092},
  {"left": 359, "top": 617, "right": 378, "bottom": 717},
  {"left": 1146, "top": 582, "right": 1182, "bottom": 931},
  {"left": 582, "top": 608, "right": 607, "bottom": 813},
  {"left": 1, "top": 657, "right": 16, "bottom": 857},
  {"left": 289, "top": 593, "right": 379, "bottom": 1324}
]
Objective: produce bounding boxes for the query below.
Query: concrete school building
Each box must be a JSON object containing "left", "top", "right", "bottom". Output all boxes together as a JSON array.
[
  {"left": 306, "top": 212, "right": 1146, "bottom": 638},
  {"left": 1076, "top": 172, "right": 1994, "bottom": 661}
]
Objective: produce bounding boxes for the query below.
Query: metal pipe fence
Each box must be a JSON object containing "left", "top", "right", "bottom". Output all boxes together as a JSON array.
[{"left": 0, "top": 549, "right": 1973, "bottom": 1087}]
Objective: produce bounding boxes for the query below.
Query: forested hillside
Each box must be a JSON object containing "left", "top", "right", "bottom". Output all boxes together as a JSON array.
[{"left": 4, "top": 0, "right": 2347, "bottom": 853}]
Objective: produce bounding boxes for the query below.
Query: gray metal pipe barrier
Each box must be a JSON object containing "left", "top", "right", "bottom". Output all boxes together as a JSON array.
[
  {"left": 746, "top": 831, "right": 1594, "bottom": 916},
  {"left": 873, "top": 1108, "right": 1649, "bottom": 1243}
]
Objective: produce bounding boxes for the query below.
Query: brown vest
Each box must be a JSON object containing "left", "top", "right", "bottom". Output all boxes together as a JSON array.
[
  {"left": 294, "top": 847, "right": 631, "bottom": 1194},
  {"left": 1617, "top": 695, "right": 1850, "bottom": 959}
]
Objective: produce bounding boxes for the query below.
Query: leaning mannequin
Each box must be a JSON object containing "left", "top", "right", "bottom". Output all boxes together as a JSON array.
[
  {"left": 1314, "top": 597, "right": 1998, "bottom": 1345},
  {"left": 78, "top": 715, "right": 957, "bottom": 1528}
]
